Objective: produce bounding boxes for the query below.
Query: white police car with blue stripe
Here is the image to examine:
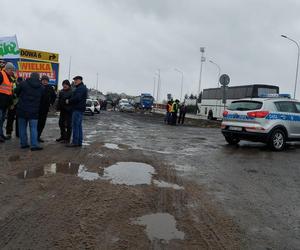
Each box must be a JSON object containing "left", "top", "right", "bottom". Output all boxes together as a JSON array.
[{"left": 221, "top": 94, "right": 300, "bottom": 151}]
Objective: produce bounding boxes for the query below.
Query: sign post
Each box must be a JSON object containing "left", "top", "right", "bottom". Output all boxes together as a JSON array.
[{"left": 219, "top": 74, "right": 230, "bottom": 109}]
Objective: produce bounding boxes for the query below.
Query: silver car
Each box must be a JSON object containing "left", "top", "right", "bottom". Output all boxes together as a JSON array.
[{"left": 221, "top": 95, "right": 300, "bottom": 151}]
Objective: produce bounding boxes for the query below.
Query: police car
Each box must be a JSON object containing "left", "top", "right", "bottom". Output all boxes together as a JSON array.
[{"left": 221, "top": 94, "right": 300, "bottom": 151}]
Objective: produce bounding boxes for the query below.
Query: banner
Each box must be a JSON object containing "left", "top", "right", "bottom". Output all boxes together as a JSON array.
[
  {"left": 0, "top": 35, "right": 20, "bottom": 59},
  {"left": 20, "top": 48, "right": 59, "bottom": 63},
  {"left": 4, "top": 58, "right": 59, "bottom": 86}
]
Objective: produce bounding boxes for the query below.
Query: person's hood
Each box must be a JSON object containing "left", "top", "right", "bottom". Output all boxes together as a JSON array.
[{"left": 27, "top": 78, "right": 41, "bottom": 89}]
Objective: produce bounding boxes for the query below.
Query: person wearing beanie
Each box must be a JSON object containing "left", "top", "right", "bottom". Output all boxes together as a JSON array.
[
  {"left": 56, "top": 79, "right": 73, "bottom": 143},
  {"left": 37, "top": 75, "right": 56, "bottom": 142},
  {"left": 15, "top": 72, "right": 44, "bottom": 151},
  {"left": 0, "top": 62, "right": 15, "bottom": 142}
]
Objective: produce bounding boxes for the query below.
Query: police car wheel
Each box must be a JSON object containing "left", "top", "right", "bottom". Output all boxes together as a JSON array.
[
  {"left": 224, "top": 136, "right": 240, "bottom": 145},
  {"left": 269, "top": 129, "right": 286, "bottom": 151}
]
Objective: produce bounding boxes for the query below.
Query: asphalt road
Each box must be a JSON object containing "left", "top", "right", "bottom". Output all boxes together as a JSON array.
[{"left": 1, "top": 111, "right": 299, "bottom": 249}]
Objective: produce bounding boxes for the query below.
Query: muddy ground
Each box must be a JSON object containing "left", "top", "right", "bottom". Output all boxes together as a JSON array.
[{"left": 0, "top": 111, "right": 299, "bottom": 249}]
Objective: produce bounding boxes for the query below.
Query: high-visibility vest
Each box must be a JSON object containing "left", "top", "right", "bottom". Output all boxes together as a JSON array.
[
  {"left": 167, "top": 103, "right": 172, "bottom": 112},
  {"left": 0, "top": 70, "right": 13, "bottom": 95},
  {"left": 172, "top": 102, "right": 178, "bottom": 113}
]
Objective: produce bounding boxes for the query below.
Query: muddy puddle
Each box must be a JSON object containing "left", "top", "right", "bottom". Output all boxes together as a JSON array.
[
  {"left": 103, "top": 143, "right": 122, "bottom": 150},
  {"left": 17, "top": 162, "right": 184, "bottom": 190},
  {"left": 133, "top": 213, "right": 185, "bottom": 242},
  {"left": 17, "top": 163, "right": 100, "bottom": 181},
  {"left": 102, "top": 162, "right": 155, "bottom": 185}
]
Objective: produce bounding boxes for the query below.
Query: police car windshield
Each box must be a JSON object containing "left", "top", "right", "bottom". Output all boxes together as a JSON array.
[{"left": 228, "top": 101, "right": 262, "bottom": 111}]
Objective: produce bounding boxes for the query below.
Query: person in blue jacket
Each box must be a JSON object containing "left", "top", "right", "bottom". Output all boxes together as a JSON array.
[
  {"left": 15, "top": 73, "right": 44, "bottom": 151},
  {"left": 66, "top": 76, "right": 87, "bottom": 147}
]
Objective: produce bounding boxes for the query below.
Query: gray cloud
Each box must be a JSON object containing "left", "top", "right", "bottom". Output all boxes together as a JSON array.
[{"left": 2, "top": 0, "right": 300, "bottom": 99}]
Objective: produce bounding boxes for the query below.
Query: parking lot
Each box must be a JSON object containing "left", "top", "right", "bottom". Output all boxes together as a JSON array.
[{"left": 1, "top": 111, "right": 299, "bottom": 249}]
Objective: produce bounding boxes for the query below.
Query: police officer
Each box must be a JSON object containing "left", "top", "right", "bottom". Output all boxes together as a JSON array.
[{"left": 171, "top": 99, "right": 180, "bottom": 125}]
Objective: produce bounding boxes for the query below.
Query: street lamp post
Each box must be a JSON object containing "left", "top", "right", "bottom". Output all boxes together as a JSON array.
[
  {"left": 281, "top": 35, "right": 300, "bottom": 99},
  {"left": 96, "top": 72, "right": 99, "bottom": 91},
  {"left": 153, "top": 76, "right": 156, "bottom": 98},
  {"left": 196, "top": 47, "right": 206, "bottom": 115},
  {"left": 155, "top": 69, "right": 161, "bottom": 103},
  {"left": 209, "top": 60, "right": 221, "bottom": 87},
  {"left": 198, "top": 47, "right": 206, "bottom": 95},
  {"left": 174, "top": 68, "right": 184, "bottom": 101}
]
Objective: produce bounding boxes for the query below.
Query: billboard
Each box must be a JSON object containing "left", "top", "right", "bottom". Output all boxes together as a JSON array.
[{"left": 2, "top": 48, "right": 59, "bottom": 86}]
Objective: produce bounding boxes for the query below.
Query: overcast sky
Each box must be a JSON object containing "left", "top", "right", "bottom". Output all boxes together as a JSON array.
[{"left": 2, "top": 0, "right": 300, "bottom": 100}]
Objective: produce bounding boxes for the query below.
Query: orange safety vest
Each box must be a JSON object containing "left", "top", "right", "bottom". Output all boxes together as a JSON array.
[
  {"left": 0, "top": 70, "right": 13, "bottom": 95},
  {"left": 167, "top": 103, "right": 172, "bottom": 112}
]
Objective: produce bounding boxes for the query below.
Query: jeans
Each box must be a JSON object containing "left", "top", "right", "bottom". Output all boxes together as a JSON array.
[
  {"left": 18, "top": 118, "right": 39, "bottom": 148},
  {"left": 0, "top": 108, "right": 7, "bottom": 137},
  {"left": 72, "top": 111, "right": 83, "bottom": 145}
]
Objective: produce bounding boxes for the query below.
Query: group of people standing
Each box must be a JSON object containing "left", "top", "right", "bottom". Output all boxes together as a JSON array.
[
  {"left": 0, "top": 62, "right": 87, "bottom": 151},
  {"left": 165, "top": 99, "right": 187, "bottom": 125}
]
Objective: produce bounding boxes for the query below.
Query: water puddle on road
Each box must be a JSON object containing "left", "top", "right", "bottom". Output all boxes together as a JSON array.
[
  {"left": 103, "top": 143, "right": 122, "bottom": 150},
  {"left": 132, "top": 213, "right": 185, "bottom": 242},
  {"left": 102, "top": 162, "right": 155, "bottom": 185},
  {"left": 153, "top": 180, "right": 184, "bottom": 190},
  {"left": 17, "top": 163, "right": 100, "bottom": 181}
]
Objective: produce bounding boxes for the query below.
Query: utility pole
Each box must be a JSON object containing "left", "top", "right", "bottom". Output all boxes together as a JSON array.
[
  {"left": 198, "top": 47, "right": 206, "bottom": 95},
  {"left": 197, "top": 47, "right": 205, "bottom": 114},
  {"left": 68, "top": 56, "right": 72, "bottom": 81},
  {"left": 96, "top": 72, "right": 99, "bottom": 91},
  {"left": 153, "top": 77, "right": 156, "bottom": 97},
  {"left": 156, "top": 69, "right": 161, "bottom": 103}
]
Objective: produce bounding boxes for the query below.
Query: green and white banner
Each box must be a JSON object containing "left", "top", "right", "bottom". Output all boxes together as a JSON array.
[{"left": 0, "top": 35, "right": 20, "bottom": 59}]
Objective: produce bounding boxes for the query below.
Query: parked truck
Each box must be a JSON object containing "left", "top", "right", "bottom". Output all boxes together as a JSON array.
[{"left": 133, "top": 93, "right": 154, "bottom": 110}]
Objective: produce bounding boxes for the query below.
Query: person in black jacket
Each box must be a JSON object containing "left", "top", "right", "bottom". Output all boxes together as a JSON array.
[
  {"left": 178, "top": 102, "right": 187, "bottom": 125},
  {"left": 56, "top": 80, "right": 73, "bottom": 143},
  {"left": 66, "top": 76, "right": 87, "bottom": 147},
  {"left": 6, "top": 76, "right": 23, "bottom": 139},
  {"left": 0, "top": 62, "right": 15, "bottom": 142},
  {"left": 37, "top": 75, "right": 56, "bottom": 142},
  {"left": 15, "top": 73, "right": 44, "bottom": 151}
]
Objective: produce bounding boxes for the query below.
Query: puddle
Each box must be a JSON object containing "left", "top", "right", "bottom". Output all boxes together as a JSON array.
[
  {"left": 133, "top": 213, "right": 185, "bottom": 242},
  {"left": 86, "top": 135, "right": 96, "bottom": 139},
  {"left": 17, "top": 163, "right": 100, "bottom": 181},
  {"left": 88, "top": 152, "right": 104, "bottom": 158},
  {"left": 102, "top": 162, "right": 155, "bottom": 185},
  {"left": 82, "top": 141, "right": 92, "bottom": 146},
  {"left": 153, "top": 180, "right": 184, "bottom": 190},
  {"left": 103, "top": 143, "right": 122, "bottom": 150}
]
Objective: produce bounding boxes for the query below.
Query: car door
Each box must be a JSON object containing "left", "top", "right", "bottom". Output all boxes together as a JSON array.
[{"left": 274, "top": 101, "right": 300, "bottom": 138}]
